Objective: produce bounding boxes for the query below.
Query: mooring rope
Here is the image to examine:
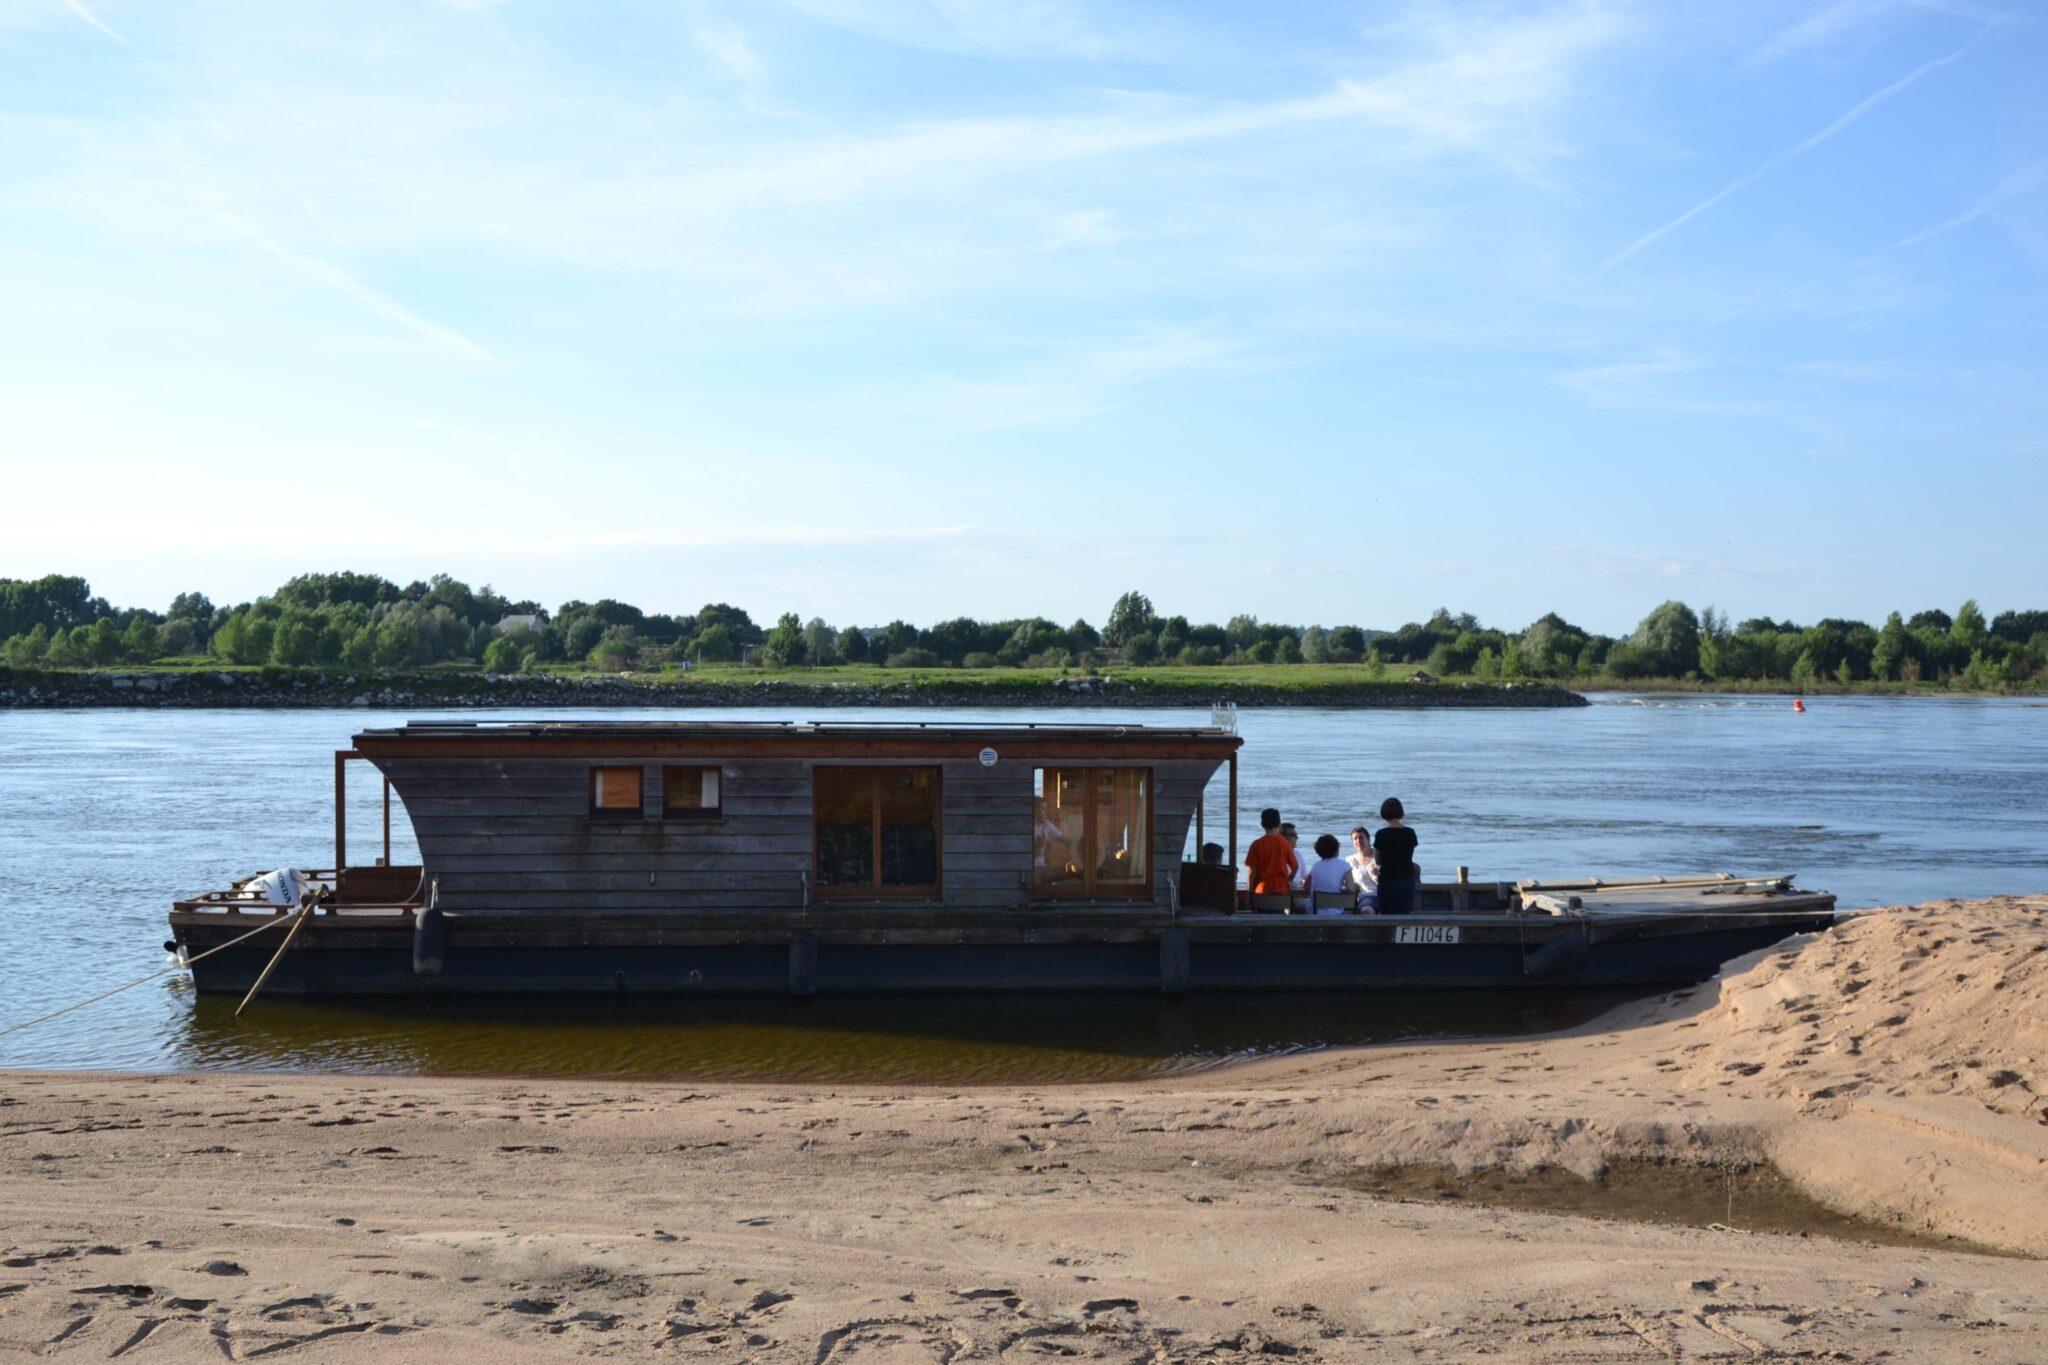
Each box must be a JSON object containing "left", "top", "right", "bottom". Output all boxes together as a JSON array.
[{"left": 0, "top": 913, "right": 298, "bottom": 1042}]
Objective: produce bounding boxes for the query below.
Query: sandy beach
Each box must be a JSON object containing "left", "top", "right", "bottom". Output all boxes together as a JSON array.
[{"left": 4, "top": 895, "right": 2044, "bottom": 1361}]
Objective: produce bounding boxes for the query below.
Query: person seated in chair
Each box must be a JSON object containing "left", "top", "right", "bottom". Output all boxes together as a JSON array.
[{"left": 1303, "top": 833, "right": 1357, "bottom": 915}]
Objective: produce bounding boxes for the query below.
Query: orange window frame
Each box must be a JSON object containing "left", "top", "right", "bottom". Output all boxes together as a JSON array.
[
  {"left": 1030, "top": 766, "right": 1153, "bottom": 899},
  {"left": 811, "top": 765, "right": 943, "bottom": 899},
  {"left": 588, "top": 765, "right": 645, "bottom": 820}
]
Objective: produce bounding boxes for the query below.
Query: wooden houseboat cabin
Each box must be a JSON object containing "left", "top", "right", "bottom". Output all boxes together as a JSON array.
[{"left": 168, "top": 721, "right": 1836, "bottom": 997}]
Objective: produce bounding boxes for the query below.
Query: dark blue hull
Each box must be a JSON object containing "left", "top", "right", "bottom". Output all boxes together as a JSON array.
[{"left": 171, "top": 905, "right": 1836, "bottom": 997}]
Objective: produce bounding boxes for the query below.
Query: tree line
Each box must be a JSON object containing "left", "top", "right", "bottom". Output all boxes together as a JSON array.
[{"left": 1, "top": 574, "right": 2043, "bottom": 689}]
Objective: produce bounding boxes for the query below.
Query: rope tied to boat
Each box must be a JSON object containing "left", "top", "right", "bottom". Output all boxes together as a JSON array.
[{"left": 0, "top": 911, "right": 299, "bottom": 1042}]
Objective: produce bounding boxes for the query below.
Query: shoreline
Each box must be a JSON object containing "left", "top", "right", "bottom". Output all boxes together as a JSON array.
[
  {"left": 0, "top": 668, "right": 1587, "bottom": 710},
  {"left": 3, "top": 895, "right": 2044, "bottom": 1360}
]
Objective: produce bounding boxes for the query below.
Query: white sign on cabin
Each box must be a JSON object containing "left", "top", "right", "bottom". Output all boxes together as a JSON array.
[
  {"left": 1394, "top": 924, "right": 1460, "bottom": 945},
  {"left": 978, "top": 747, "right": 998, "bottom": 767}
]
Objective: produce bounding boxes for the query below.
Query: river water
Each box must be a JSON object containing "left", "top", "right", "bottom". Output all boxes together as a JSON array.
[{"left": 1, "top": 695, "right": 2042, "bottom": 1081}]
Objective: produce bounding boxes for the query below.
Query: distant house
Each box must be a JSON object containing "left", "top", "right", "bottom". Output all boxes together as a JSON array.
[{"left": 496, "top": 613, "right": 545, "bottom": 635}]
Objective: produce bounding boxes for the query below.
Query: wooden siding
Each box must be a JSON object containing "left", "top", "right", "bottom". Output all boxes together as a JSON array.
[{"left": 372, "top": 753, "right": 1227, "bottom": 917}]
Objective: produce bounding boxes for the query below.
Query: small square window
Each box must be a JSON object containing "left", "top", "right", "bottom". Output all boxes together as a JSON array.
[
  {"left": 664, "top": 765, "right": 722, "bottom": 819},
  {"left": 589, "top": 766, "right": 644, "bottom": 820}
]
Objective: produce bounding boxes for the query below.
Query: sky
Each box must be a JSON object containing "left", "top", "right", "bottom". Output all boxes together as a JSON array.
[{"left": 0, "top": 0, "right": 2042, "bottom": 636}]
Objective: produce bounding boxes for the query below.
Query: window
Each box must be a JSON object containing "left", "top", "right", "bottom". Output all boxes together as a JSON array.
[
  {"left": 1032, "top": 768, "right": 1150, "bottom": 897},
  {"left": 663, "top": 765, "right": 722, "bottom": 819},
  {"left": 589, "top": 766, "right": 643, "bottom": 820},
  {"left": 814, "top": 766, "right": 940, "bottom": 895}
]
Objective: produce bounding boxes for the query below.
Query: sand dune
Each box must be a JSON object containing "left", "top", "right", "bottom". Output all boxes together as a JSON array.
[{"left": 2, "top": 895, "right": 2044, "bottom": 1361}]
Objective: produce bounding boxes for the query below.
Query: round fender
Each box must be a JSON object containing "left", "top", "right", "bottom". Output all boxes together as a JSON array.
[
  {"left": 1523, "top": 930, "right": 1589, "bottom": 979},
  {"left": 412, "top": 905, "right": 446, "bottom": 978}
]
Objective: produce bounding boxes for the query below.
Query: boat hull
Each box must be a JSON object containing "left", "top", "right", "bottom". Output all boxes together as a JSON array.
[{"left": 170, "top": 900, "right": 1836, "bottom": 997}]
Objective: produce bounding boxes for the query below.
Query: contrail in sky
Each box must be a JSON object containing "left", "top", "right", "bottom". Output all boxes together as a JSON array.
[
  {"left": 57, "top": 0, "right": 495, "bottom": 363},
  {"left": 1584, "top": 28, "right": 1991, "bottom": 283}
]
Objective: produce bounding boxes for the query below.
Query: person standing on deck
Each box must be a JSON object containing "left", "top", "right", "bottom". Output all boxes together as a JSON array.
[
  {"left": 1373, "top": 799, "right": 1420, "bottom": 916},
  {"left": 1244, "top": 808, "right": 1295, "bottom": 910}
]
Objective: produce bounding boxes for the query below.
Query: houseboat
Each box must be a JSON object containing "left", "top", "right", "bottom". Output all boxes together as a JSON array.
[{"left": 167, "top": 721, "right": 1836, "bottom": 997}]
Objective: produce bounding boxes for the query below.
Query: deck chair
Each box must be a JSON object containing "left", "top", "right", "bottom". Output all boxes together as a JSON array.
[
  {"left": 1312, "top": 891, "right": 1354, "bottom": 913},
  {"left": 1248, "top": 893, "right": 1291, "bottom": 915}
]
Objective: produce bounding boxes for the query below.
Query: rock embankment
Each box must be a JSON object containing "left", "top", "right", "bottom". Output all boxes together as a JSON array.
[{"left": 0, "top": 668, "right": 1589, "bottom": 709}]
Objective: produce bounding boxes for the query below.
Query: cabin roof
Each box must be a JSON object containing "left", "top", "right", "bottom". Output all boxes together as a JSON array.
[{"left": 351, "top": 719, "right": 1242, "bottom": 760}]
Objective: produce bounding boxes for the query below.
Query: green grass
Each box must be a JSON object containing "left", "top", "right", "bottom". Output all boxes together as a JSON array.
[{"left": 653, "top": 661, "right": 1425, "bottom": 687}]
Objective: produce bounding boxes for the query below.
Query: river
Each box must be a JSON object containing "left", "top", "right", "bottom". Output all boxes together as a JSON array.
[{"left": 1, "top": 695, "right": 2041, "bottom": 1080}]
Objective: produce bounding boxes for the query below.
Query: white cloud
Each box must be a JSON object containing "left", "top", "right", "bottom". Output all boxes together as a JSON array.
[
  {"left": 775, "top": 0, "right": 1129, "bottom": 60},
  {"left": 875, "top": 324, "right": 1251, "bottom": 429},
  {"left": 695, "top": 23, "right": 763, "bottom": 82}
]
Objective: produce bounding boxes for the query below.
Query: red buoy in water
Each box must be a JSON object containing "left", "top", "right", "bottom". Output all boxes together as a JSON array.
[{"left": 1793, "top": 697, "right": 1806, "bottom": 713}]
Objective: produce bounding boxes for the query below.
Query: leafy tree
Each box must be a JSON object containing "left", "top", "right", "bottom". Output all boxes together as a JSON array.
[
  {"left": 885, "top": 647, "right": 939, "bottom": 668},
  {"left": 802, "top": 618, "right": 839, "bottom": 667},
  {"left": 961, "top": 652, "right": 999, "bottom": 669},
  {"left": 157, "top": 617, "right": 199, "bottom": 656},
  {"left": 482, "top": 633, "right": 525, "bottom": 673},
  {"left": 760, "top": 613, "right": 808, "bottom": 668},
  {"left": 1102, "top": 592, "right": 1157, "bottom": 648},
  {"left": 695, "top": 602, "right": 761, "bottom": 645},
  {"left": 270, "top": 613, "right": 322, "bottom": 667},
  {"left": 274, "top": 572, "right": 401, "bottom": 612},
  {"left": 1273, "top": 635, "right": 1302, "bottom": 665},
  {"left": 1990, "top": 609, "right": 2048, "bottom": 644},
  {"left": 1791, "top": 649, "right": 1820, "bottom": 688},
  {"left": 1325, "top": 626, "right": 1366, "bottom": 663},
  {"left": 1907, "top": 608, "right": 1952, "bottom": 632},
  {"left": 1124, "top": 632, "right": 1158, "bottom": 665},
  {"left": 563, "top": 615, "right": 607, "bottom": 659},
  {"left": 1951, "top": 599, "right": 1988, "bottom": 652},
  {"left": 1067, "top": 619, "right": 1101, "bottom": 654},
  {"left": 838, "top": 626, "right": 871, "bottom": 665},
  {"left": 372, "top": 618, "right": 420, "bottom": 668},
  {"left": 2, "top": 625, "right": 50, "bottom": 668},
  {"left": 588, "top": 625, "right": 640, "bottom": 671},
  {"left": 1629, "top": 601, "right": 1701, "bottom": 677},
  {"left": 168, "top": 591, "right": 214, "bottom": 622},
  {"left": 1870, "top": 612, "right": 1909, "bottom": 681},
  {"left": 1364, "top": 647, "right": 1386, "bottom": 681},
  {"left": 693, "top": 623, "right": 737, "bottom": 663},
  {"left": 0, "top": 575, "right": 107, "bottom": 638},
  {"left": 120, "top": 615, "right": 158, "bottom": 664}
]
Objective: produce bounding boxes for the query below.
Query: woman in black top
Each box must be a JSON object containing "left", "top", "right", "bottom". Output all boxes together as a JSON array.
[{"left": 1372, "top": 797, "right": 1420, "bottom": 916}]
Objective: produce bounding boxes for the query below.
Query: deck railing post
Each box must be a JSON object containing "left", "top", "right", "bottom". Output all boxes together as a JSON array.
[{"left": 382, "top": 776, "right": 392, "bottom": 868}]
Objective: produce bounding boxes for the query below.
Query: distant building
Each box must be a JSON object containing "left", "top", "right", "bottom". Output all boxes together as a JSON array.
[{"left": 496, "top": 613, "right": 545, "bottom": 635}]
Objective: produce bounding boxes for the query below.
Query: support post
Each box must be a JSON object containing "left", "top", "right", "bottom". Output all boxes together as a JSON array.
[
  {"left": 381, "top": 777, "right": 393, "bottom": 868},
  {"left": 1455, "top": 864, "right": 1470, "bottom": 915},
  {"left": 1227, "top": 753, "right": 1238, "bottom": 870},
  {"left": 333, "top": 751, "right": 347, "bottom": 869},
  {"left": 1195, "top": 791, "right": 1205, "bottom": 859}
]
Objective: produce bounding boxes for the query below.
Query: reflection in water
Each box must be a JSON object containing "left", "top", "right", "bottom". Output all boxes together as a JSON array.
[{"left": 173, "top": 988, "right": 1649, "bottom": 1085}]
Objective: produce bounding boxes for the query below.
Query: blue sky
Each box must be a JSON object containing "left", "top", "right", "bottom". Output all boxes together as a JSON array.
[{"left": 0, "top": 0, "right": 2041, "bottom": 635}]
